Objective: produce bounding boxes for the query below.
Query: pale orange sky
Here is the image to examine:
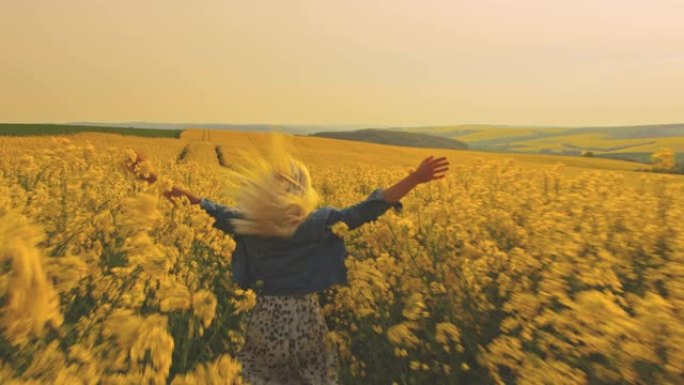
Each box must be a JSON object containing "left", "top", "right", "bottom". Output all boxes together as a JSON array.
[{"left": 1, "top": 0, "right": 683, "bottom": 127}]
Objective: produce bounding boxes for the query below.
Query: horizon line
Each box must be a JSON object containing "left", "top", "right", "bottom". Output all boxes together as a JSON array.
[{"left": 1, "top": 121, "right": 681, "bottom": 130}]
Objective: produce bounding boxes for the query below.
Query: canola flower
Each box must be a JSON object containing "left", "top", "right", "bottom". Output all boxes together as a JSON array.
[
  {"left": 0, "top": 211, "right": 62, "bottom": 347},
  {"left": 0, "top": 133, "right": 682, "bottom": 385}
]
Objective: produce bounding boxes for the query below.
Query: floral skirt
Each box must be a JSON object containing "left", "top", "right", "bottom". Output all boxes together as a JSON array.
[{"left": 237, "top": 293, "right": 340, "bottom": 385}]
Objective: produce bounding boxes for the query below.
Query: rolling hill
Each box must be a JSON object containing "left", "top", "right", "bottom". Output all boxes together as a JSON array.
[
  {"left": 391, "top": 124, "right": 684, "bottom": 163},
  {"left": 310, "top": 129, "right": 468, "bottom": 150}
]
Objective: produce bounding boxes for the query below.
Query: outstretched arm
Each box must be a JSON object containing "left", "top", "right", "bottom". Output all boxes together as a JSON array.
[
  {"left": 125, "top": 152, "right": 243, "bottom": 237},
  {"left": 126, "top": 153, "right": 201, "bottom": 204},
  {"left": 381, "top": 156, "right": 449, "bottom": 203},
  {"left": 322, "top": 155, "right": 450, "bottom": 234}
]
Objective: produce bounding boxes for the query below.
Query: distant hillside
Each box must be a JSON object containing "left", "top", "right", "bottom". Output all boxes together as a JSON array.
[
  {"left": 394, "top": 123, "right": 684, "bottom": 142},
  {"left": 392, "top": 123, "right": 684, "bottom": 163},
  {"left": 0, "top": 124, "right": 182, "bottom": 138},
  {"left": 311, "top": 129, "right": 468, "bottom": 150}
]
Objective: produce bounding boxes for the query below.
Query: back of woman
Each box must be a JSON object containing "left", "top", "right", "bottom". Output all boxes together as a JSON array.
[{"left": 127, "top": 135, "right": 449, "bottom": 385}]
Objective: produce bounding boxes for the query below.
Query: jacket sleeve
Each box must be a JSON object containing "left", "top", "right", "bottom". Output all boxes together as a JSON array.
[
  {"left": 285, "top": 188, "right": 403, "bottom": 243},
  {"left": 199, "top": 198, "right": 243, "bottom": 236},
  {"left": 327, "top": 188, "right": 403, "bottom": 231}
]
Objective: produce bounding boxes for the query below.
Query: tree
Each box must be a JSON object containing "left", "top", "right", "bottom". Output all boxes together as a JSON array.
[{"left": 651, "top": 148, "right": 675, "bottom": 171}]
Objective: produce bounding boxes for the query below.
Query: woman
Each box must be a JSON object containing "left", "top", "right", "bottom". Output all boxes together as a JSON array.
[{"left": 128, "top": 138, "right": 449, "bottom": 385}]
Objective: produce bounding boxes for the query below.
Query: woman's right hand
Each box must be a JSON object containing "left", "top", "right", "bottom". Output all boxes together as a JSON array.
[{"left": 410, "top": 156, "right": 449, "bottom": 184}]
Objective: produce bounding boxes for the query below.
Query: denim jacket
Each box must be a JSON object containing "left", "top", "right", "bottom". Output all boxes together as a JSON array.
[{"left": 199, "top": 188, "right": 403, "bottom": 295}]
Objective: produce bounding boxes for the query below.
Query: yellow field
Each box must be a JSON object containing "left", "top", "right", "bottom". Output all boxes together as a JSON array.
[
  {"left": 504, "top": 132, "right": 684, "bottom": 153},
  {"left": 450, "top": 127, "right": 563, "bottom": 143},
  {"left": 1, "top": 130, "right": 682, "bottom": 385},
  {"left": 180, "top": 129, "right": 661, "bottom": 181},
  {"left": 435, "top": 126, "right": 684, "bottom": 156},
  {"left": 611, "top": 137, "right": 684, "bottom": 153}
]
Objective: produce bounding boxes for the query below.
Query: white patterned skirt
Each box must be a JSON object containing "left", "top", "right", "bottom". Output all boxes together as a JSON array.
[{"left": 237, "top": 293, "right": 340, "bottom": 385}]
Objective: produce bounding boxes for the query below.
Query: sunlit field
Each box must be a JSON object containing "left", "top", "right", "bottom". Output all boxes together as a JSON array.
[
  {"left": 499, "top": 133, "right": 684, "bottom": 154},
  {"left": 394, "top": 125, "right": 684, "bottom": 160},
  {"left": 181, "top": 129, "right": 651, "bottom": 176},
  {"left": 1, "top": 130, "right": 682, "bottom": 385}
]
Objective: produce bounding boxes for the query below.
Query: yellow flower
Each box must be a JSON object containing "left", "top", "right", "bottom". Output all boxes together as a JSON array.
[
  {"left": 192, "top": 290, "right": 217, "bottom": 328},
  {"left": 157, "top": 279, "right": 192, "bottom": 312},
  {"left": 387, "top": 322, "right": 420, "bottom": 348},
  {"left": 170, "top": 354, "right": 244, "bottom": 385},
  {"left": 435, "top": 322, "right": 463, "bottom": 352},
  {"left": 230, "top": 289, "right": 256, "bottom": 315},
  {"left": 330, "top": 221, "right": 350, "bottom": 239},
  {"left": 0, "top": 212, "right": 62, "bottom": 346},
  {"left": 402, "top": 292, "right": 427, "bottom": 321}
]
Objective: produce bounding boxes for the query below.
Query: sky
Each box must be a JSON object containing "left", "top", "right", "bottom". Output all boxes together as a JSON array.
[{"left": 1, "top": 0, "right": 683, "bottom": 127}]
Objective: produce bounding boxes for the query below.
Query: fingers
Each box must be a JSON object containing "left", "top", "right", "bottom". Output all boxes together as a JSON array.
[
  {"left": 430, "top": 157, "right": 449, "bottom": 172},
  {"left": 421, "top": 156, "right": 448, "bottom": 166},
  {"left": 428, "top": 156, "right": 449, "bottom": 166},
  {"left": 415, "top": 155, "right": 450, "bottom": 183},
  {"left": 428, "top": 156, "right": 449, "bottom": 180},
  {"left": 421, "top": 155, "right": 434, "bottom": 164}
]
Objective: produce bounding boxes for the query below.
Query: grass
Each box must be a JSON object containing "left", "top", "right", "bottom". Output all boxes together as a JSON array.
[{"left": 0, "top": 124, "right": 182, "bottom": 138}]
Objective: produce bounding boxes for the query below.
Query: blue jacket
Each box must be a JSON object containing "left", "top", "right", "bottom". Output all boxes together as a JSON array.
[{"left": 199, "top": 188, "right": 403, "bottom": 295}]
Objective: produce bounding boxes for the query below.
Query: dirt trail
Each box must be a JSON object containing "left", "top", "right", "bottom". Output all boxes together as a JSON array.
[
  {"left": 176, "top": 144, "right": 190, "bottom": 162},
  {"left": 215, "top": 145, "right": 229, "bottom": 168}
]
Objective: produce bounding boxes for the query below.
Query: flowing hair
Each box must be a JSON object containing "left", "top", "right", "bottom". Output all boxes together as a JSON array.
[{"left": 226, "top": 133, "right": 319, "bottom": 238}]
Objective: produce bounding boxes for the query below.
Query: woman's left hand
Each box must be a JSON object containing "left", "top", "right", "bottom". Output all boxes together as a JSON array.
[{"left": 125, "top": 152, "right": 157, "bottom": 183}]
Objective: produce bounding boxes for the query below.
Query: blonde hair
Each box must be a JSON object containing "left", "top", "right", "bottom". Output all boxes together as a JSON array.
[{"left": 226, "top": 133, "right": 319, "bottom": 238}]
